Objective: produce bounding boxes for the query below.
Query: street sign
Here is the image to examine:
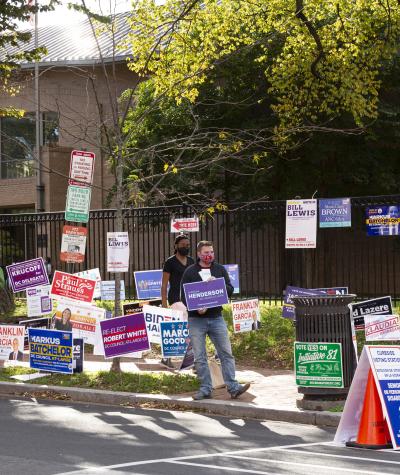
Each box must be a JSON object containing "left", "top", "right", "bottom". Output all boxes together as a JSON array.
[
  {"left": 69, "top": 150, "right": 95, "bottom": 187},
  {"left": 65, "top": 185, "right": 91, "bottom": 223},
  {"left": 294, "top": 342, "right": 344, "bottom": 388},
  {"left": 170, "top": 216, "right": 199, "bottom": 233}
]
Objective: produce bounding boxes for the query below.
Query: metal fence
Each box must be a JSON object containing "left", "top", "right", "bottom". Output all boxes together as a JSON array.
[{"left": 1, "top": 194, "right": 400, "bottom": 302}]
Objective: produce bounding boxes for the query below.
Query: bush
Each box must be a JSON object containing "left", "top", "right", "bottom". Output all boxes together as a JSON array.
[{"left": 223, "top": 305, "right": 295, "bottom": 369}]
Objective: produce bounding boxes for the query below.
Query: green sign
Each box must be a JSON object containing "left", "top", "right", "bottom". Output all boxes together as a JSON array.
[
  {"left": 65, "top": 185, "right": 91, "bottom": 223},
  {"left": 294, "top": 342, "right": 343, "bottom": 388}
]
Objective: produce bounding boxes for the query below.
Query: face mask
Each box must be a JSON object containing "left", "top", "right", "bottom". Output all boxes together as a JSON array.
[
  {"left": 177, "top": 247, "right": 190, "bottom": 256},
  {"left": 200, "top": 254, "right": 214, "bottom": 264}
]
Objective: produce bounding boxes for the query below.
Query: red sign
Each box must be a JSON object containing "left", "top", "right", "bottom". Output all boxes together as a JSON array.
[
  {"left": 170, "top": 217, "right": 199, "bottom": 233},
  {"left": 60, "top": 225, "right": 87, "bottom": 263},
  {"left": 69, "top": 150, "right": 95, "bottom": 186},
  {"left": 50, "top": 271, "right": 96, "bottom": 303}
]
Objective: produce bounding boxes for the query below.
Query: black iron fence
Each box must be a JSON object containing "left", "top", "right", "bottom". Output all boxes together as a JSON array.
[{"left": 1, "top": 194, "right": 400, "bottom": 302}]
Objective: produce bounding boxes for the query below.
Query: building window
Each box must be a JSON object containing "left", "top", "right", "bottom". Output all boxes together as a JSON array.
[{"left": 0, "top": 112, "right": 59, "bottom": 179}]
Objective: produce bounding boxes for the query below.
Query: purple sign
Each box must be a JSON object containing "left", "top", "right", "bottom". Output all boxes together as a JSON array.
[
  {"left": 282, "top": 286, "right": 325, "bottom": 319},
  {"left": 100, "top": 313, "right": 150, "bottom": 358},
  {"left": 6, "top": 258, "right": 49, "bottom": 293},
  {"left": 183, "top": 277, "right": 229, "bottom": 311}
]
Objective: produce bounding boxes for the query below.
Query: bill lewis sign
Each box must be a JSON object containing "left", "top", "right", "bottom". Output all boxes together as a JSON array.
[
  {"left": 6, "top": 258, "right": 49, "bottom": 293},
  {"left": 50, "top": 271, "right": 96, "bottom": 304}
]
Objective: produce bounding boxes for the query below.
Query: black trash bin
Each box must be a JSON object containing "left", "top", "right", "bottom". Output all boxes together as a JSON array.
[{"left": 292, "top": 294, "right": 357, "bottom": 399}]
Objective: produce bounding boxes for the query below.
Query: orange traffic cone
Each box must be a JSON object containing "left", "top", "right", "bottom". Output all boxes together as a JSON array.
[{"left": 346, "top": 369, "right": 392, "bottom": 449}]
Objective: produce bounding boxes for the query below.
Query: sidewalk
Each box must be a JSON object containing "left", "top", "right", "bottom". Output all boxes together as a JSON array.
[{"left": 0, "top": 357, "right": 341, "bottom": 428}]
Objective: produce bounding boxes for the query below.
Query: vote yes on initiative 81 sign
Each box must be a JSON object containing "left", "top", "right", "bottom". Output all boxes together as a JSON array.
[{"left": 294, "top": 342, "right": 344, "bottom": 388}]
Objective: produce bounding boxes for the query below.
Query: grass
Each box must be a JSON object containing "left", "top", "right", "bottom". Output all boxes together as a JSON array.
[{"left": 0, "top": 366, "right": 200, "bottom": 394}]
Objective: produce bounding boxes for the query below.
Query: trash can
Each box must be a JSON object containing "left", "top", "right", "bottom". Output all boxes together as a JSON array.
[{"left": 292, "top": 294, "right": 357, "bottom": 399}]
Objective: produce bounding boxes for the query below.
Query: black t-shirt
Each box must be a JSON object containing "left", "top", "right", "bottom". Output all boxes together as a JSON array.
[{"left": 163, "top": 254, "right": 194, "bottom": 304}]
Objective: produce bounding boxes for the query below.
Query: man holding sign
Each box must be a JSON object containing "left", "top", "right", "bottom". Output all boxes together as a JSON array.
[{"left": 182, "top": 241, "right": 250, "bottom": 401}]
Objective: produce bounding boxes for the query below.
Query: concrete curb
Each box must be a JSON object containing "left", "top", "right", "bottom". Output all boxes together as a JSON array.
[{"left": 0, "top": 381, "right": 341, "bottom": 427}]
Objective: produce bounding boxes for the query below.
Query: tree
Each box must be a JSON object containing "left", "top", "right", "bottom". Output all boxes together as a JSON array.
[
  {"left": 120, "top": 0, "right": 400, "bottom": 203},
  {"left": 127, "top": 0, "right": 400, "bottom": 133}
]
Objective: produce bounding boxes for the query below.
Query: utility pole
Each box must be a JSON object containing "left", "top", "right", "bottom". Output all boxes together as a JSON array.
[{"left": 35, "top": 0, "right": 44, "bottom": 212}]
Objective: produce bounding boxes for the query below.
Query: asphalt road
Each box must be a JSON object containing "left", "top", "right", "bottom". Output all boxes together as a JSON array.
[{"left": 1, "top": 395, "right": 399, "bottom": 475}]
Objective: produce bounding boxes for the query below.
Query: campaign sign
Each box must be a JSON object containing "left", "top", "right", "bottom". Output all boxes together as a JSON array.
[
  {"left": 143, "top": 305, "right": 184, "bottom": 344},
  {"left": 365, "top": 314, "right": 400, "bottom": 341},
  {"left": 0, "top": 325, "right": 25, "bottom": 361},
  {"left": 69, "top": 150, "right": 95, "bottom": 187},
  {"left": 366, "top": 205, "right": 400, "bottom": 236},
  {"left": 100, "top": 280, "right": 126, "bottom": 301},
  {"left": 51, "top": 271, "right": 96, "bottom": 304},
  {"left": 73, "top": 338, "right": 84, "bottom": 373},
  {"left": 60, "top": 225, "right": 87, "bottom": 263},
  {"left": 315, "top": 287, "right": 349, "bottom": 296},
  {"left": 294, "top": 342, "right": 343, "bottom": 388},
  {"left": 285, "top": 199, "right": 317, "bottom": 248},
  {"left": 351, "top": 296, "right": 392, "bottom": 329},
  {"left": 134, "top": 270, "right": 163, "bottom": 299},
  {"left": 29, "top": 328, "right": 73, "bottom": 374},
  {"left": 65, "top": 185, "right": 92, "bottom": 223},
  {"left": 183, "top": 277, "right": 229, "bottom": 312},
  {"left": 123, "top": 299, "right": 162, "bottom": 316},
  {"left": 52, "top": 298, "right": 105, "bottom": 345},
  {"left": 107, "top": 232, "right": 130, "bottom": 273},
  {"left": 75, "top": 268, "right": 101, "bottom": 299},
  {"left": 160, "top": 321, "right": 189, "bottom": 358},
  {"left": 100, "top": 313, "right": 150, "bottom": 358},
  {"left": 231, "top": 299, "right": 260, "bottom": 333},
  {"left": 319, "top": 198, "right": 351, "bottom": 228},
  {"left": 6, "top": 258, "right": 49, "bottom": 293},
  {"left": 282, "top": 286, "right": 325, "bottom": 319},
  {"left": 19, "top": 316, "right": 51, "bottom": 350},
  {"left": 26, "top": 285, "right": 52, "bottom": 317},
  {"left": 223, "top": 264, "right": 240, "bottom": 294},
  {"left": 179, "top": 339, "right": 195, "bottom": 371}
]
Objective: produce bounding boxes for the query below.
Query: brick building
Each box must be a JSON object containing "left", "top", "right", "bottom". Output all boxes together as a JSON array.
[{"left": 0, "top": 14, "right": 137, "bottom": 213}]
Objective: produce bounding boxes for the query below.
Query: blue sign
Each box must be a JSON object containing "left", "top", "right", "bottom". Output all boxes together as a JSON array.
[
  {"left": 183, "top": 278, "right": 229, "bottom": 311},
  {"left": 369, "top": 346, "right": 400, "bottom": 449},
  {"left": 319, "top": 198, "right": 351, "bottom": 228},
  {"left": 29, "top": 328, "right": 73, "bottom": 374},
  {"left": 160, "top": 321, "right": 189, "bottom": 357},
  {"left": 366, "top": 205, "right": 400, "bottom": 236},
  {"left": 134, "top": 270, "right": 163, "bottom": 299},
  {"left": 223, "top": 264, "right": 240, "bottom": 294},
  {"left": 282, "top": 286, "right": 325, "bottom": 319}
]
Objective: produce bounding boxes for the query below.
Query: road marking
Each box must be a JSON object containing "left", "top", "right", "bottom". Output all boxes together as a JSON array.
[
  {"left": 269, "top": 447, "right": 400, "bottom": 465},
  {"left": 178, "top": 457, "right": 400, "bottom": 475},
  {"left": 57, "top": 441, "right": 328, "bottom": 474}
]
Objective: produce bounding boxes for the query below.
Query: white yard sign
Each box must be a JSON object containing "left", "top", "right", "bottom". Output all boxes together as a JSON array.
[
  {"left": 285, "top": 199, "right": 317, "bottom": 248},
  {"left": 107, "top": 232, "right": 130, "bottom": 273}
]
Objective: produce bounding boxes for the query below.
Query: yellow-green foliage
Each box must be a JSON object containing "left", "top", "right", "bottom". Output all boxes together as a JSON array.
[{"left": 127, "top": 0, "right": 400, "bottom": 131}]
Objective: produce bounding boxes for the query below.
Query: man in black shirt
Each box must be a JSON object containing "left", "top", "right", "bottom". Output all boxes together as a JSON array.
[
  {"left": 162, "top": 234, "right": 194, "bottom": 307},
  {"left": 161, "top": 234, "right": 194, "bottom": 368},
  {"left": 181, "top": 240, "right": 250, "bottom": 400}
]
